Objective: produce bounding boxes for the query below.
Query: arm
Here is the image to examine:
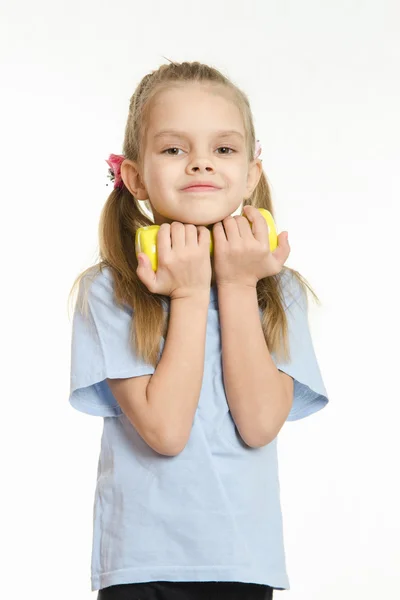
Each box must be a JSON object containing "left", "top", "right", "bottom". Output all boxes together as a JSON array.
[
  {"left": 107, "top": 292, "right": 209, "bottom": 456},
  {"left": 217, "top": 284, "right": 294, "bottom": 447},
  {"left": 146, "top": 293, "right": 209, "bottom": 453}
]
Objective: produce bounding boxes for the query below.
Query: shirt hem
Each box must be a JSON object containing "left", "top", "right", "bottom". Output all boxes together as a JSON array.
[{"left": 91, "top": 565, "right": 290, "bottom": 592}]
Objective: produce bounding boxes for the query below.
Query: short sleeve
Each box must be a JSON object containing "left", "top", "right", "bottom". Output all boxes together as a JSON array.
[
  {"left": 69, "top": 268, "right": 155, "bottom": 417},
  {"left": 272, "top": 270, "right": 329, "bottom": 421}
]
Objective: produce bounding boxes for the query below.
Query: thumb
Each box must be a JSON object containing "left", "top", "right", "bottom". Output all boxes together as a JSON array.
[{"left": 136, "top": 253, "right": 156, "bottom": 290}]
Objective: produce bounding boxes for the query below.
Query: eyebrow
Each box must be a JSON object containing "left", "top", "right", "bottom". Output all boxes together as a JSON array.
[{"left": 153, "top": 129, "right": 245, "bottom": 141}]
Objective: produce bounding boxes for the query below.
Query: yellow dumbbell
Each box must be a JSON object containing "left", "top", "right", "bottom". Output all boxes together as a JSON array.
[{"left": 135, "top": 208, "right": 278, "bottom": 272}]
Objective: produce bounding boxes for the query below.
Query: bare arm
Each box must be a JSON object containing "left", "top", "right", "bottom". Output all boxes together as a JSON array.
[
  {"left": 217, "top": 284, "right": 294, "bottom": 447},
  {"left": 107, "top": 292, "right": 209, "bottom": 456},
  {"left": 146, "top": 292, "right": 209, "bottom": 452}
]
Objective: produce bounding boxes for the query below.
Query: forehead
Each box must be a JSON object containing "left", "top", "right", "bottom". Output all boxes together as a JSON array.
[{"left": 147, "top": 83, "right": 245, "bottom": 140}]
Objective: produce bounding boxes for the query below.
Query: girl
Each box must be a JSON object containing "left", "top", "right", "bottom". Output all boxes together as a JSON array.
[{"left": 69, "top": 61, "right": 329, "bottom": 599}]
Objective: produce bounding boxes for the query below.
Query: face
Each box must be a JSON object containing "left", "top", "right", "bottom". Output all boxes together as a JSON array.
[{"left": 122, "top": 83, "right": 262, "bottom": 226}]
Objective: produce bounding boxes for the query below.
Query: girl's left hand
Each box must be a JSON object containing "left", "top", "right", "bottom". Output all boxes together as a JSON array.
[{"left": 212, "top": 205, "right": 291, "bottom": 288}]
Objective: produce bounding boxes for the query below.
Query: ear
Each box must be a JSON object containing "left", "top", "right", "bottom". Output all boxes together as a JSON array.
[
  {"left": 244, "top": 158, "right": 263, "bottom": 199},
  {"left": 120, "top": 159, "right": 148, "bottom": 200}
]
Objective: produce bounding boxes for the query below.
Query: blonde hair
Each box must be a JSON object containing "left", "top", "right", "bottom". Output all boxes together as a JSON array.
[{"left": 68, "top": 60, "right": 320, "bottom": 367}]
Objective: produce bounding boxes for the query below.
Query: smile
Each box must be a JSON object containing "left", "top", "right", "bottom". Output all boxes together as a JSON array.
[{"left": 182, "top": 186, "right": 221, "bottom": 192}]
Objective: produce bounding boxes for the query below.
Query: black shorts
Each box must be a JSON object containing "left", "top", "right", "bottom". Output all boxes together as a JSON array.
[{"left": 97, "top": 581, "right": 274, "bottom": 599}]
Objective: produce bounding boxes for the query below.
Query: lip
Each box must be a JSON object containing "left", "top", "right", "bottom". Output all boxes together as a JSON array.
[
  {"left": 182, "top": 185, "right": 221, "bottom": 192},
  {"left": 182, "top": 181, "right": 221, "bottom": 191}
]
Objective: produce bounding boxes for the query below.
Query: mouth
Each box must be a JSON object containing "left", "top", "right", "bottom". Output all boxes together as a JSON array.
[{"left": 182, "top": 185, "right": 221, "bottom": 192}]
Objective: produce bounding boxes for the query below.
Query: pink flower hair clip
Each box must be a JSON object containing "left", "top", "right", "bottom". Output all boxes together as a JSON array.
[
  {"left": 106, "top": 154, "right": 126, "bottom": 189},
  {"left": 106, "top": 140, "right": 262, "bottom": 189}
]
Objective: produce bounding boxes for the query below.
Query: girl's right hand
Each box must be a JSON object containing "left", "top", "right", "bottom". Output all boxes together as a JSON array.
[{"left": 136, "top": 222, "right": 212, "bottom": 300}]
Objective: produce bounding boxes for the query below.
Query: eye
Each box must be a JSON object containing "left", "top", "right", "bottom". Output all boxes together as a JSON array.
[
  {"left": 161, "top": 146, "right": 236, "bottom": 156},
  {"left": 217, "top": 147, "right": 235, "bottom": 155},
  {"left": 162, "top": 147, "right": 184, "bottom": 155}
]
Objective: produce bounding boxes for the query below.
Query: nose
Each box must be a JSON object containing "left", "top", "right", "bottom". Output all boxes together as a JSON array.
[{"left": 186, "top": 156, "right": 215, "bottom": 173}]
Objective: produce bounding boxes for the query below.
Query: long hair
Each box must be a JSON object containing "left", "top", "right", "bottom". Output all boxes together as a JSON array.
[{"left": 68, "top": 60, "right": 320, "bottom": 367}]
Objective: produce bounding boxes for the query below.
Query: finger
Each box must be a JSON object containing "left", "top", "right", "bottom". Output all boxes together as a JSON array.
[
  {"left": 271, "top": 231, "right": 291, "bottom": 263},
  {"left": 221, "top": 215, "right": 241, "bottom": 242},
  {"left": 136, "top": 253, "right": 157, "bottom": 290},
  {"left": 235, "top": 215, "right": 254, "bottom": 239},
  {"left": 157, "top": 223, "right": 172, "bottom": 257},
  {"left": 197, "top": 225, "right": 211, "bottom": 247},
  {"left": 185, "top": 224, "right": 198, "bottom": 246},
  {"left": 212, "top": 221, "right": 228, "bottom": 246},
  {"left": 170, "top": 221, "right": 186, "bottom": 250},
  {"left": 242, "top": 205, "right": 269, "bottom": 244}
]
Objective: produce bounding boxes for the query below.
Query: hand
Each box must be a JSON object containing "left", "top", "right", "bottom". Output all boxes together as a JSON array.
[
  {"left": 212, "top": 205, "right": 290, "bottom": 288},
  {"left": 136, "top": 222, "right": 212, "bottom": 300}
]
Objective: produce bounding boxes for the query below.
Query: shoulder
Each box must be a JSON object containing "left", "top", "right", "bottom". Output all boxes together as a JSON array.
[
  {"left": 81, "top": 264, "right": 114, "bottom": 294},
  {"left": 277, "top": 267, "right": 308, "bottom": 311},
  {"left": 76, "top": 264, "right": 116, "bottom": 316}
]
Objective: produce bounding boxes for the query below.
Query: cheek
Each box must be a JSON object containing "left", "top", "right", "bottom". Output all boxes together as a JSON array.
[
  {"left": 143, "top": 166, "right": 163, "bottom": 193},
  {"left": 226, "top": 170, "right": 248, "bottom": 192},
  {"left": 150, "top": 163, "right": 176, "bottom": 185},
  {"left": 144, "top": 166, "right": 176, "bottom": 204},
  {"left": 225, "top": 160, "right": 247, "bottom": 181}
]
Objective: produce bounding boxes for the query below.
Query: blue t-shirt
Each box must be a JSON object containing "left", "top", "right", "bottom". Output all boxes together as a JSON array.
[{"left": 69, "top": 266, "right": 329, "bottom": 592}]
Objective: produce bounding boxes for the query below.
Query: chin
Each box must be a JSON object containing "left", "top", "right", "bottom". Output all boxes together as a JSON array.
[
  {"left": 178, "top": 216, "right": 219, "bottom": 227},
  {"left": 163, "top": 207, "right": 236, "bottom": 227}
]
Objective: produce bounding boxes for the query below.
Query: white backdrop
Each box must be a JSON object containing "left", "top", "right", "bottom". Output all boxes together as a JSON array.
[{"left": 1, "top": 1, "right": 399, "bottom": 598}]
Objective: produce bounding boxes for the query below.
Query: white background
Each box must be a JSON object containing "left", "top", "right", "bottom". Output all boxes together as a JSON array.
[{"left": 1, "top": 1, "right": 399, "bottom": 598}]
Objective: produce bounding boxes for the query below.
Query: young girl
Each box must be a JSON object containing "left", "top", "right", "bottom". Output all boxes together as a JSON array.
[{"left": 69, "top": 61, "right": 329, "bottom": 600}]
